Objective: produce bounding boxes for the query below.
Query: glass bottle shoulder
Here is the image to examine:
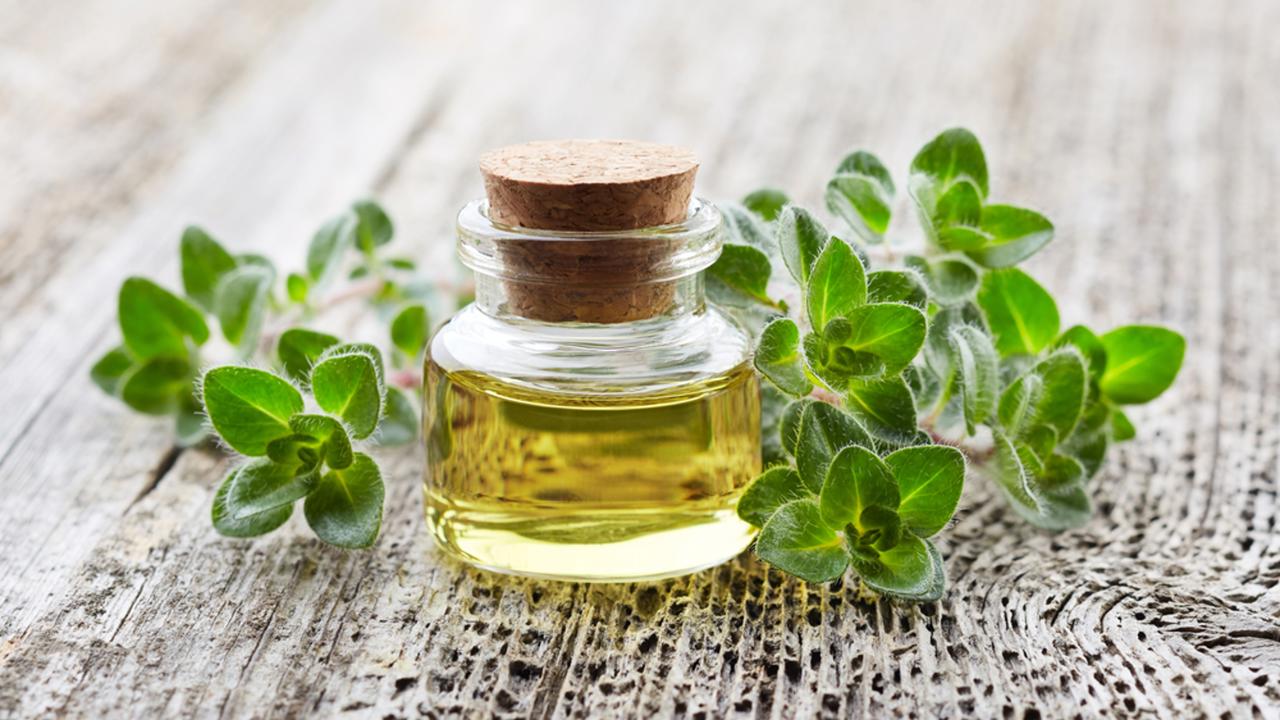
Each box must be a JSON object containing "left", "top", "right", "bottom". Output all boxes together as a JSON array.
[{"left": 428, "top": 303, "right": 753, "bottom": 399}]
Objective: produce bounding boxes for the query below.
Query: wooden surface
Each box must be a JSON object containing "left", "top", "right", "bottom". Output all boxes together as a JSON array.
[{"left": 1, "top": 1, "right": 1277, "bottom": 717}]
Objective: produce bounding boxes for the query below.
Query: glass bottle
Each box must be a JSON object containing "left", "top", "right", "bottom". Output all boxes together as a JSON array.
[{"left": 422, "top": 142, "right": 760, "bottom": 582}]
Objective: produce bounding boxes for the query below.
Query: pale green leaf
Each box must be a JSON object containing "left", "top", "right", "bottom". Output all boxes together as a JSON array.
[
  {"left": 1099, "top": 325, "right": 1186, "bottom": 404},
  {"left": 976, "top": 268, "right": 1059, "bottom": 357},
  {"left": 806, "top": 237, "right": 866, "bottom": 330}
]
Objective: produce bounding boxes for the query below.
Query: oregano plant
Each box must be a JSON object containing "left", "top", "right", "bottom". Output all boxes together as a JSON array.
[
  {"left": 91, "top": 200, "right": 446, "bottom": 547},
  {"left": 710, "top": 128, "right": 1185, "bottom": 600}
]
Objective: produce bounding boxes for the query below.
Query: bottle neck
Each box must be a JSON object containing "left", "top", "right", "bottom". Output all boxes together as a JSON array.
[{"left": 472, "top": 272, "right": 707, "bottom": 322}]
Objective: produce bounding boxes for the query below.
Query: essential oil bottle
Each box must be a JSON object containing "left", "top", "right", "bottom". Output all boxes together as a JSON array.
[{"left": 423, "top": 140, "right": 761, "bottom": 582}]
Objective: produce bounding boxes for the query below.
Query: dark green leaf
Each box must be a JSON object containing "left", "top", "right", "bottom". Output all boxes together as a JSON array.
[
  {"left": 90, "top": 346, "right": 134, "bottom": 396},
  {"left": 967, "top": 205, "right": 1054, "bottom": 268},
  {"left": 118, "top": 277, "right": 209, "bottom": 359},
  {"left": 353, "top": 199, "right": 394, "bottom": 253},
  {"left": 212, "top": 465, "right": 293, "bottom": 538},
  {"left": 885, "top": 445, "right": 965, "bottom": 538},
  {"left": 866, "top": 270, "right": 927, "bottom": 309},
  {"left": 180, "top": 226, "right": 237, "bottom": 311},
  {"left": 760, "top": 383, "right": 789, "bottom": 466},
  {"left": 202, "top": 366, "right": 303, "bottom": 456},
  {"left": 1055, "top": 325, "right": 1107, "bottom": 380},
  {"left": 289, "top": 413, "right": 353, "bottom": 469},
  {"left": 390, "top": 303, "right": 430, "bottom": 358},
  {"left": 1031, "top": 350, "right": 1088, "bottom": 439},
  {"left": 375, "top": 387, "right": 419, "bottom": 447},
  {"left": 754, "top": 499, "right": 849, "bottom": 583},
  {"left": 742, "top": 188, "right": 789, "bottom": 222},
  {"left": 780, "top": 398, "right": 815, "bottom": 458},
  {"left": 849, "top": 534, "right": 945, "bottom": 601},
  {"left": 991, "top": 431, "right": 1091, "bottom": 531},
  {"left": 306, "top": 214, "right": 355, "bottom": 282},
  {"left": 310, "top": 350, "right": 383, "bottom": 438},
  {"left": 795, "top": 402, "right": 872, "bottom": 494},
  {"left": 836, "top": 303, "right": 927, "bottom": 377},
  {"left": 304, "top": 452, "right": 384, "bottom": 548},
  {"left": 755, "top": 318, "right": 813, "bottom": 397},
  {"left": 776, "top": 206, "right": 829, "bottom": 284},
  {"left": 276, "top": 328, "right": 340, "bottom": 381},
  {"left": 286, "top": 272, "right": 309, "bottom": 304},
  {"left": 976, "top": 268, "right": 1059, "bottom": 357},
  {"left": 1099, "top": 325, "right": 1186, "bottom": 404},
  {"left": 214, "top": 265, "right": 273, "bottom": 349},
  {"left": 923, "top": 303, "right": 985, "bottom": 381},
  {"left": 806, "top": 238, "right": 866, "bottom": 330},
  {"left": 843, "top": 376, "right": 918, "bottom": 445},
  {"left": 738, "top": 467, "right": 808, "bottom": 527},
  {"left": 227, "top": 459, "right": 316, "bottom": 519},
  {"left": 1062, "top": 430, "right": 1108, "bottom": 478},
  {"left": 121, "top": 356, "right": 191, "bottom": 415},
  {"left": 948, "top": 325, "right": 999, "bottom": 434},
  {"left": 819, "top": 445, "right": 898, "bottom": 532},
  {"left": 707, "top": 244, "right": 774, "bottom": 307}
]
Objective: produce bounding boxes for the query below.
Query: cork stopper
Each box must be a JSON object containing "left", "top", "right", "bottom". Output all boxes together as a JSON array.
[{"left": 479, "top": 140, "right": 699, "bottom": 323}]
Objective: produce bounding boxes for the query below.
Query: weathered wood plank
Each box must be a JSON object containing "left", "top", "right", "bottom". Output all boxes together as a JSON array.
[{"left": 2, "top": 1, "right": 1279, "bottom": 718}]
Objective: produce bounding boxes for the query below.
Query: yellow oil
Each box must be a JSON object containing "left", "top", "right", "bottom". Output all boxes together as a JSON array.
[{"left": 423, "top": 361, "right": 761, "bottom": 582}]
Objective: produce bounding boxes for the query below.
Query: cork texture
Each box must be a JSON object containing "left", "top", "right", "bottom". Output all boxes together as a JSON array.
[{"left": 479, "top": 140, "right": 699, "bottom": 322}]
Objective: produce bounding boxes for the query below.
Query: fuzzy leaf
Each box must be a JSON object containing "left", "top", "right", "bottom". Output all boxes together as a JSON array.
[
  {"left": 843, "top": 376, "right": 918, "bottom": 445},
  {"left": 215, "top": 265, "right": 273, "bottom": 349},
  {"left": 738, "top": 466, "right": 808, "bottom": 527},
  {"left": 742, "top": 188, "right": 789, "bottom": 222},
  {"left": 227, "top": 459, "right": 316, "bottom": 519},
  {"left": 304, "top": 452, "right": 384, "bottom": 548},
  {"left": 884, "top": 445, "right": 965, "bottom": 538},
  {"left": 998, "top": 372, "right": 1043, "bottom": 434},
  {"left": 755, "top": 318, "right": 813, "bottom": 397},
  {"left": 276, "top": 328, "right": 340, "bottom": 381},
  {"left": 310, "top": 351, "right": 383, "bottom": 439},
  {"left": 175, "top": 388, "right": 208, "bottom": 448},
  {"left": 806, "top": 237, "right": 866, "bottom": 331},
  {"left": 910, "top": 127, "right": 989, "bottom": 198},
  {"left": 967, "top": 205, "right": 1054, "bottom": 268},
  {"left": 835, "top": 303, "right": 927, "bottom": 377},
  {"left": 289, "top": 413, "right": 353, "bottom": 469},
  {"left": 826, "top": 151, "right": 894, "bottom": 243},
  {"left": 202, "top": 367, "right": 303, "bottom": 456},
  {"left": 866, "top": 270, "right": 927, "bottom": 309},
  {"left": 707, "top": 244, "right": 774, "bottom": 307},
  {"left": 755, "top": 499, "right": 849, "bottom": 583},
  {"left": 1055, "top": 325, "right": 1107, "bottom": 380},
  {"left": 906, "top": 255, "right": 980, "bottom": 305},
  {"left": 1031, "top": 350, "right": 1088, "bottom": 440},
  {"left": 780, "top": 398, "right": 815, "bottom": 458},
  {"left": 949, "top": 325, "right": 999, "bottom": 433},
  {"left": 118, "top": 278, "right": 209, "bottom": 359},
  {"left": 819, "top": 445, "right": 898, "bottom": 532},
  {"left": 976, "top": 268, "right": 1059, "bottom": 357},
  {"left": 849, "top": 534, "right": 945, "bottom": 601},
  {"left": 180, "top": 226, "right": 238, "bottom": 311},
  {"left": 795, "top": 402, "right": 872, "bottom": 494},
  {"left": 776, "top": 206, "right": 829, "bottom": 284},
  {"left": 212, "top": 466, "right": 293, "bottom": 538},
  {"left": 721, "top": 205, "right": 774, "bottom": 253},
  {"left": 1111, "top": 408, "right": 1136, "bottom": 442},
  {"left": 1099, "top": 326, "right": 1186, "bottom": 404}
]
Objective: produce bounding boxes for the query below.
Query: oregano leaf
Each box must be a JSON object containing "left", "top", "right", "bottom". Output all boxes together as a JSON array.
[
  {"left": 843, "top": 375, "right": 918, "bottom": 445},
  {"left": 906, "top": 255, "right": 980, "bottom": 306},
  {"left": 202, "top": 366, "right": 303, "bottom": 456},
  {"left": 175, "top": 388, "right": 208, "bottom": 448},
  {"left": 285, "top": 272, "right": 309, "bottom": 304},
  {"left": 180, "top": 226, "right": 237, "bottom": 311},
  {"left": 866, "top": 270, "right": 927, "bottom": 309},
  {"left": 390, "top": 303, "right": 430, "bottom": 359},
  {"left": 884, "top": 445, "right": 965, "bottom": 538},
  {"left": 212, "top": 465, "right": 293, "bottom": 538},
  {"left": 849, "top": 534, "right": 945, "bottom": 602},
  {"left": 707, "top": 244, "right": 774, "bottom": 307},
  {"left": 967, "top": 205, "right": 1054, "bottom": 268},
  {"left": 1055, "top": 325, "right": 1107, "bottom": 380},
  {"left": 976, "top": 268, "right": 1059, "bottom": 357},
  {"left": 118, "top": 277, "right": 209, "bottom": 359},
  {"left": 819, "top": 445, "right": 898, "bottom": 532},
  {"left": 121, "top": 355, "right": 192, "bottom": 415},
  {"left": 721, "top": 204, "right": 775, "bottom": 253},
  {"left": 1111, "top": 408, "right": 1136, "bottom": 442},
  {"left": 776, "top": 206, "right": 829, "bottom": 284},
  {"left": 353, "top": 199, "right": 394, "bottom": 253},
  {"left": 835, "top": 303, "right": 927, "bottom": 377},
  {"left": 1099, "top": 325, "right": 1186, "bottom": 404},
  {"left": 311, "top": 351, "right": 383, "bottom": 439},
  {"left": 826, "top": 151, "right": 894, "bottom": 243},
  {"left": 780, "top": 398, "right": 815, "bottom": 458},
  {"left": 1030, "top": 350, "right": 1088, "bottom": 440},
  {"left": 738, "top": 466, "right": 808, "bottom": 527},
  {"left": 795, "top": 402, "right": 872, "bottom": 494},
  {"left": 375, "top": 387, "right": 419, "bottom": 447},
  {"left": 742, "top": 188, "right": 789, "bottom": 222},
  {"left": 910, "top": 127, "right": 989, "bottom": 198},
  {"left": 303, "top": 452, "right": 384, "bottom": 548},
  {"left": 306, "top": 214, "right": 355, "bottom": 283},
  {"left": 948, "top": 325, "right": 999, "bottom": 434},
  {"left": 755, "top": 499, "right": 849, "bottom": 583},
  {"left": 755, "top": 318, "right": 813, "bottom": 397},
  {"left": 227, "top": 459, "right": 317, "bottom": 519},
  {"left": 289, "top": 413, "right": 354, "bottom": 469},
  {"left": 90, "top": 346, "right": 134, "bottom": 396},
  {"left": 277, "top": 328, "right": 339, "bottom": 381},
  {"left": 806, "top": 237, "right": 867, "bottom": 331},
  {"left": 214, "top": 265, "right": 274, "bottom": 350}
]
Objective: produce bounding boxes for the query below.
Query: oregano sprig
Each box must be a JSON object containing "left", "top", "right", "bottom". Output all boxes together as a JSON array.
[
  {"left": 711, "top": 127, "right": 1186, "bottom": 601},
  {"left": 92, "top": 199, "right": 445, "bottom": 548}
]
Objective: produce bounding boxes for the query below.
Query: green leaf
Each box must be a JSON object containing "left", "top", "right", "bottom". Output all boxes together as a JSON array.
[
  {"left": 755, "top": 318, "right": 813, "bottom": 397},
  {"left": 910, "top": 127, "right": 989, "bottom": 198},
  {"left": 303, "top": 452, "right": 384, "bottom": 548},
  {"left": 738, "top": 466, "right": 808, "bottom": 527},
  {"left": 806, "top": 238, "right": 866, "bottom": 330},
  {"left": 118, "top": 277, "right": 210, "bottom": 359},
  {"left": 707, "top": 244, "right": 774, "bottom": 307},
  {"left": 180, "top": 226, "right": 238, "bottom": 311},
  {"left": 754, "top": 499, "right": 849, "bottom": 583},
  {"left": 826, "top": 151, "right": 894, "bottom": 243},
  {"left": 990, "top": 431, "right": 1091, "bottom": 531},
  {"left": 884, "top": 445, "right": 965, "bottom": 538},
  {"left": 310, "top": 350, "right": 383, "bottom": 438},
  {"left": 976, "top": 268, "right": 1059, "bottom": 357},
  {"left": 837, "top": 303, "right": 927, "bottom": 377},
  {"left": 923, "top": 302, "right": 985, "bottom": 381},
  {"left": 906, "top": 255, "right": 980, "bottom": 305},
  {"left": 90, "top": 346, "right": 134, "bottom": 396},
  {"left": 742, "top": 188, "right": 789, "bottom": 222},
  {"left": 795, "top": 402, "right": 872, "bottom": 494},
  {"left": 1055, "top": 325, "right": 1107, "bottom": 380},
  {"left": 353, "top": 199, "right": 394, "bottom": 253},
  {"left": 1099, "top": 326, "right": 1186, "bottom": 404},
  {"left": 390, "top": 303, "right": 430, "bottom": 358},
  {"left": 214, "top": 265, "right": 273, "bottom": 349},
  {"left": 276, "top": 328, "right": 340, "bottom": 381},
  {"left": 1031, "top": 350, "right": 1088, "bottom": 439},
  {"left": 1111, "top": 408, "right": 1136, "bottom": 442},
  {"left": 175, "top": 388, "right": 208, "bottom": 447},
  {"left": 227, "top": 459, "right": 316, "bottom": 519},
  {"left": 387, "top": 257, "right": 416, "bottom": 271},
  {"left": 849, "top": 534, "right": 945, "bottom": 601},
  {"left": 819, "top": 445, "right": 898, "bottom": 531},
  {"left": 212, "top": 465, "right": 293, "bottom": 538},
  {"left": 843, "top": 376, "right": 918, "bottom": 445},
  {"left": 1062, "top": 430, "right": 1108, "bottom": 478},
  {"left": 967, "top": 205, "right": 1054, "bottom": 268},
  {"left": 289, "top": 413, "right": 354, "bottom": 469},
  {"left": 779, "top": 398, "right": 815, "bottom": 458},
  {"left": 866, "top": 270, "right": 927, "bottom": 309},
  {"left": 375, "top": 387, "right": 419, "bottom": 447},
  {"left": 948, "top": 325, "right": 999, "bottom": 434},
  {"left": 776, "top": 206, "right": 829, "bottom": 284},
  {"left": 201, "top": 366, "right": 303, "bottom": 456},
  {"left": 932, "top": 181, "right": 986, "bottom": 251},
  {"left": 998, "top": 372, "right": 1043, "bottom": 434},
  {"left": 721, "top": 205, "right": 774, "bottom": 253},
  {"left": 285, "top": 272, "right": 309, "bottom": 304},
  {"left": 306, "top": 214, "right": 355, "bottom": 282},
  {"left": 121, "top": 355, "right": 191, "bottom": 415}
]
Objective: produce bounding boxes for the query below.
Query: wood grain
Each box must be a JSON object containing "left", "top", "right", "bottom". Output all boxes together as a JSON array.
[{"left": 1, "top": 1, "right": 1278, "bottom": 718}]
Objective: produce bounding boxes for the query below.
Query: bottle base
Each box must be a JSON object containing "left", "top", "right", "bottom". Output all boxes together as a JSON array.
[{"left": 426, "top": 504, "right": 756, "bottom": 583}]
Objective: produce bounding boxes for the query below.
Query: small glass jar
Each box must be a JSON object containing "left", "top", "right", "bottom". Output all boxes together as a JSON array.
[{"left": 423, "top": 198, "right": 761, "bottom": 582}]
